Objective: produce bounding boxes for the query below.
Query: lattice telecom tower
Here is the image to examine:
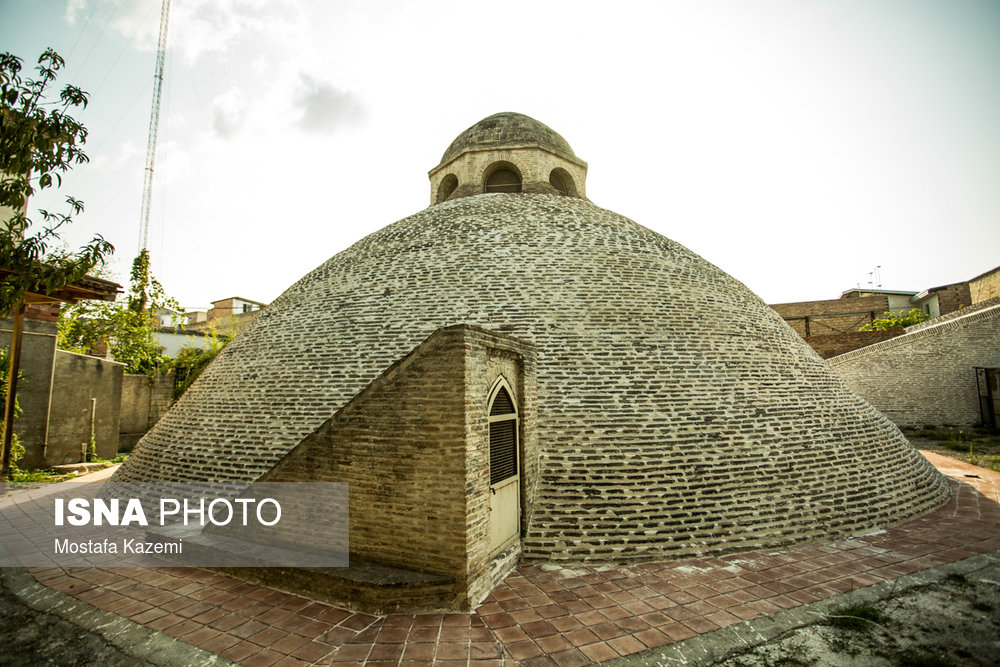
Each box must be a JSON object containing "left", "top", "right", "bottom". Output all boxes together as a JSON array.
[{"left": 138, "top": 0, "right": 170, "bottom": 251}]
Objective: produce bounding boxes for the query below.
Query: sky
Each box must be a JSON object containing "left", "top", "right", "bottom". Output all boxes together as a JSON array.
[{"left": 1, "top": 0, "right": 998, "bottom": 310}]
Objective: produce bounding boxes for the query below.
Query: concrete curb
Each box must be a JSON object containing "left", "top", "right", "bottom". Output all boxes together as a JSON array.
[
  {"left": 0, "top": 547, "right": 236, "bottom": 666},
  {"left": 604, "top": 548, "right": 1000, "bottom": 666}
]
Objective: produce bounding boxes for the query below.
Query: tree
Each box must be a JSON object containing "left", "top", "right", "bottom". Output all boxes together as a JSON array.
[
  {"left": 1, "top": 49, "right": 114, "bottom": 313},
  {"left": 58, "top": 249, "right": 180, "bottom": 374},
  {"left": 859, "top": 308, "right": 930, "bottom": 332},
  {"left": 1, "top": 49, "right": 116, "bottom": 477}
]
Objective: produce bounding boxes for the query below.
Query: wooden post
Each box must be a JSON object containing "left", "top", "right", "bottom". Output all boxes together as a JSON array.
[{"left": 1, "top": 302, "right": 26, "bottom": 478}]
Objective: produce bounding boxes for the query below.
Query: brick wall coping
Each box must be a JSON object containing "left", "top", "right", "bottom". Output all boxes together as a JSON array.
[{"left": 829, "top": 302, "right": 1000, "bottom": 365}]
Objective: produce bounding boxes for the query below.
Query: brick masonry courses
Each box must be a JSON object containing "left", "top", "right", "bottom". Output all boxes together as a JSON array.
[
  {"left": 115, "top": 189, "right": 949, "bottom": 568},
  {"left": 829, "top": 303, "right": 1000, "bottom": 427}
]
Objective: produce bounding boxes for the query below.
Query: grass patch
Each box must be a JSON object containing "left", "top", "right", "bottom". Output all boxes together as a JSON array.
[
  {"left": 825, "top": 602, "right": 887, "bottom": 632},
  {"left": 944, "top": 573, "right": 969, "bottom": 586},
  {"left": 895, "top": 648, "right": 961, "bottom": 667}
]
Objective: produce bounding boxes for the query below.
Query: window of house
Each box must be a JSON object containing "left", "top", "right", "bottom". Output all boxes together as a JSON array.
[{"left": 484, "top": 165, "right": 522, "bottom": 193}]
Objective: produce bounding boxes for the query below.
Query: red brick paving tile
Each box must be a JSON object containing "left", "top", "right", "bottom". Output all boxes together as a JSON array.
[
  {"left": 278, "top": 596, "right": 311, "bottom": 613},
  {"left": 162, "top": 618, "right": 201, "bottom": 638},
  {"left": 412, "top": 613, "right": 445, "bottom": 626},
  {"left": 130, "top": 608, "right": 169, "bottom": 624},
  {"left": 220, "top": 640, "right": 262, "bottom": 663},
  {"left": 493, "top": 625, "right": 529, "bottom": 643},
  {"left": 272, "top": 612, "right": 319, "bottom": 634},
  {"left": 272, "top": 657, "right": 309, "bottom": 667},
  {"left": 729, "top": 605, "right": 763, "bottom": 621},
  {"left": 374, "top": 626, "right": 409, "bottom": 643},
  {"left": 550, "top": 615, "right": 584, "bottom": 632},
  {"left": 440, "top": 626, "right": 472, "bottom": 641},
  {"left": 683, "top": 617, "right": 720, "bottom": 634},
  {"left": 768, "top": 595, "right": 800, "bottom": 610},
  {"left": 667, "top": 590, "right": 698, "bottom": 604},
  {"left": 340, "top": 613, "right": 378, "bottom": 631},
  {"left": 634, "top": 627, "right": 670, "bottom": 649},
  {"left": 347, "top": 624, "right": 382, "bottom": 644},
  {"left": 401, "top": 643, "right": 436, "bottom": 661},
  {"left": 574, "top": 610, "right": 606, "bottom": 626},
  {"left": 323, "top": 626, "right": 358, "bottom": 643},
  {"left": 489, "top": 587, "right": 517, "bottom": 601},
  {"left": 599, "top": 605, "right": 630, "bottom": 621},
  {"left": 583, "top": 595, "right": 615, "bottom": 610},
  {"left": 383, "top": 614, "right": 415, "bottom": 627},
  {"left": 436, "top": 642, "right": 469, "bottom": 660},
  {"left": 563, "top": 627, "right": 600, "bottom": 647},
  {"left": 208, "top": 613, "right": 248, "bottom": 632},
  {"left": 483, "top": 611, "right": 516, "bottom": 629},
  {"left": 248, "top": 625, "right": 289, "bottom": 648},
  {"left": 535, "top": 634, "right": 573, "bottom": 653},
  {"left": 269, "top": 633, "right": 310, "bottom": 655},
  {"left": 409, "top": 626, "right": 440, "bottom": 642},
  {"left": 178, "top": 626, "right": 222, "bottom": 647},
  {"left": 536, "top": 602, "right": 568, "bottom": 619},
  {"left": 308, "top": 606, "right": 349, "bottom": 624},
  {"left": 190, "top": 607, "right": 227, "bottom": 625},
  {"left": 661, "top": 621, "right": 697, "bottom": 642},
  {"left": 231, "top": 619, "right": 269, "bottom": 639},
  {"left": 198, "top": 633, "right": 241, "bottom": 654},
  {"left": 562, "top": 600, "right": 591, "bottom": 614},
  {"left": 579, "top": 641, "right": 618, "bottom": 662},
  {"left": 511, "top": 609, "right": 544, "bottom": 624},
  {"left": 522, "top": 619, "right": 558, "bottom": 639},
  {"left": 476, "top": 601, "right": 504, "bottom": 615},
  {"left": 507, "top": 640, "right": 544, "bottom": 660},
  {"left": 256, "top": 607, "right": 293, "bottom": 625},
  {"left": 591, "top": 621, "right": 628, "bottom": 641},
  {"left": 622, "top": 599, "right": 655, "bottom": 615},
  {"left": 287, "top": 618, "right": 334, "bottom": 639},
  {"left": 242, "top": 648, "right": 284, "bottom": 667},
  {"left": 705, "top": 609, "right": 741, "bottom": 628},
  {"left": 501, "top": 597, "right": 530, "bottom": 611},
  {"left": 547, "top": 647, "right": 591, "bottom": 666},
  {"left": 144, "top": 613, "right": 184, "bottom": 632},
  {"left": 220, "top": 596, "right": 254, "bottom": 612},
  {"left": 607, "top": 634, "right": 646, "bottom": 657},
  {"left": 291, "top": 640, "right": 336, "bottom": 662},
  {"left": 368, "top": 643, "right": 405, "bottom": 661},
  {"left": 747, "top": 599, "right": 784, "bottom": 614},
  {"left": 470, "top": 642, "right": 503, "bottom": 660},
  {"left": 470, "top": 627, "right": 494, "bottom": 641}
]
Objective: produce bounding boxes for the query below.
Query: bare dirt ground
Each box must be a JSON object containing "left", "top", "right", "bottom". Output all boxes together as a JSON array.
[{"left": 712, "top": 562, "right": 1000, "bottom": 667}]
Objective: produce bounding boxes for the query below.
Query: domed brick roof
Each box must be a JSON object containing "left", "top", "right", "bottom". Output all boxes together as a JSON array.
[
  {"left": 439, "top": 112, "right": 576, "bottom": 166},
  {"left": 116, "top": 190, "right": 948, "bottom": 561}
]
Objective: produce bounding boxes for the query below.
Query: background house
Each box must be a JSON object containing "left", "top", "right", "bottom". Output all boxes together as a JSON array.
[{"left": 771, "top": 265, "right": 998, "bottom": 358}]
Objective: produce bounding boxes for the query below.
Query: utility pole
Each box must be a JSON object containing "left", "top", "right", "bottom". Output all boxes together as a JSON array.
[{"left": 138, "top": 0, "right": 171, "bottom": 251}]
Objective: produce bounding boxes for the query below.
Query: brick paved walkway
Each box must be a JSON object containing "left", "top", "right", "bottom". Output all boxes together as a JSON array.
[{"left": 11, "top": 453, "right": 1000, "bottom": 666}]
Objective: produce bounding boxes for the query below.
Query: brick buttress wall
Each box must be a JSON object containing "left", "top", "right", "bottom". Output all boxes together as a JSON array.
[
  {"left": 262, "top": 325, "right": 536, "bottom": 610},
  {"left": 829, "top": 304, "right": 1000, "bottom": 427}
]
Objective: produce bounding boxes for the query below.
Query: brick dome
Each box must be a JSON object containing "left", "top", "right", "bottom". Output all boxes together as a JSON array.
[
  {"left": 439, "top": 112, "right": 576, "bottom": 166},
  {"left": 116, "top": 187, "right": 948, "bottom": 562}
]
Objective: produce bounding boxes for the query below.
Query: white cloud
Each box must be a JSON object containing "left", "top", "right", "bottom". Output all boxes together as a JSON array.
[
  {"left": 293, "top": 73, "right": 364, "bottom": 134},
  {"left": 210, "top": 87, "right": 246, "bottom": 138},
  {"left": 64, "top": 0, "right": 88, "bottom": 24}
]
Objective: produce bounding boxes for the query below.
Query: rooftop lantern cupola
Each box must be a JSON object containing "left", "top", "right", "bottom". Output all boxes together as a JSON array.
[{"left": 428, "top": 112, "right": 588, "bottom": 204}]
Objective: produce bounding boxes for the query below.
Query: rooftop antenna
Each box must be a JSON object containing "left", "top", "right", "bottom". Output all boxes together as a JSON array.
[{"left": 138, "top": 0, "right": 170, "bottom": 251}]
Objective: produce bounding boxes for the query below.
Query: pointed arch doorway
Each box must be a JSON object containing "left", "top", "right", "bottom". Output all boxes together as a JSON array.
[{"left": 488, "top": 379, "right": 520, "bottom": 554}]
